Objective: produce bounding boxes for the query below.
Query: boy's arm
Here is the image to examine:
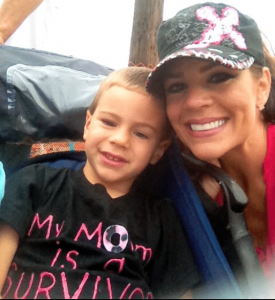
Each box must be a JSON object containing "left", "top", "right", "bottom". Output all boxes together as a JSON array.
[
  {"left": 149, "top": 198, "right": 202, "bottom": 298},
  {"left": 0, "top": 0, "right": 44, "bottom": 44},
  {"left": 182, "top": 290, "right": 193, "bottom": 299},
  {"left": 0, "top": 223, "right": 19, "bottom": 298}
]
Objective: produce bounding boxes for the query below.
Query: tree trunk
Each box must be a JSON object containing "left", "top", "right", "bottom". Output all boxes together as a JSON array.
[{"left": 129, "top": 0, "right": 164, "bottom": 68}]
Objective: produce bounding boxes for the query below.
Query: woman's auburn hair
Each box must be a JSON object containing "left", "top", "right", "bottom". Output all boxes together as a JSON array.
[{"left": 251, "top": 43, "right": 275, "bottom": 124}]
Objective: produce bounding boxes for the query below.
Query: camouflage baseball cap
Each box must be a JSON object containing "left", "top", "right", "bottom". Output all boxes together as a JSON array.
[{"left": 146, "top": 2, "right": 265, "bottom": 93}]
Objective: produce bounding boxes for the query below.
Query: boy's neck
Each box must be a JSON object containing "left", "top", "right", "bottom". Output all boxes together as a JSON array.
[{"left": 83, "top": 163, "right": 134, "bottom": 199}]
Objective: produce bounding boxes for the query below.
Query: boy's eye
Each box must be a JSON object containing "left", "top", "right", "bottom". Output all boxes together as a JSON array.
[
  {"left": 134, "top": 132, "right": 149, "bottom": 139},
  {"left": 165, "top": 83, "right": 187, "bottom": 94},
  {"left": 209, "top": 73, "right": 236, "bottom": 84},
  {"left": 102, "top": 119, "right": 116, "bottom": 127}
]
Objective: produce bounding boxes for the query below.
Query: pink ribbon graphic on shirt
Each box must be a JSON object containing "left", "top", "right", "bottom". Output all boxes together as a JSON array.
[{"left": 103, "top": 225, "right": 129, "bottom": 254}]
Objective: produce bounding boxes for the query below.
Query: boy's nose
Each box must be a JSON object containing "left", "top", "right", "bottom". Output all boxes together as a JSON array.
[{"left": 109, "top": 128, "right": 130, "bottom": 148}]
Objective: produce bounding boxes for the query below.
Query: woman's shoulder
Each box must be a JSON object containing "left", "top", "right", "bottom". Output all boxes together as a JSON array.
[
  {"left": 264, "top": 124, "right": 275, "bottom": 171},
  {"left": 267, "top": 124, "right": 275, "bottom": 145}
]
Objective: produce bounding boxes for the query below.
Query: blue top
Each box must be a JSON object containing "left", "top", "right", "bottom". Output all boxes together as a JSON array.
[{"left": 0, "top": 162, "right": 5, "bottom": 202}]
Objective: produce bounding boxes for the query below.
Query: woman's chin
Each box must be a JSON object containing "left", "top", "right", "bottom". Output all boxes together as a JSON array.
[{"left": 190, "top": 147, "right": 223, "bottom": 163}]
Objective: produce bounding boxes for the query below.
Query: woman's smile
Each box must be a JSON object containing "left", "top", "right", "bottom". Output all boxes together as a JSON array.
[{"left": 186, "top": 118, "right": 228, "bottom": 138}]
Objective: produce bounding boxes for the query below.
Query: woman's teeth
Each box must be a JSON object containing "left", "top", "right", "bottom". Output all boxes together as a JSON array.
[{"left": 190, "top": 120, "right": 226, "bottom": 132}]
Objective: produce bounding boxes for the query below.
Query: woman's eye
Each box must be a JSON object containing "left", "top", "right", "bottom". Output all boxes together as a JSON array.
[
  {"left": 102, "top": 119, "right": 116, "bottom": 127},
  {"left": 134, "top": 132, "right": 148, "bottom": 139},
  {"left": 209, "top": 73, "right": 236, "bottom": 84},
  {"left": 165, "top": 83, "right": 187, "bottom": 94}
]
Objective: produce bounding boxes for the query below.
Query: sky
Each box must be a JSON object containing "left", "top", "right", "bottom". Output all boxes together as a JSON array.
[{"left": 2, "top": 0, "right": 275, "bottom": 70}]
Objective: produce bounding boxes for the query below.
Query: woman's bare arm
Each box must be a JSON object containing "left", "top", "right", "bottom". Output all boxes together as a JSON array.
[
  {"left": 0, "top": 223, "right": 19, "bottom": 298},
  {"left": 0, "top": 0, "right": 44, "bottom": 44}
]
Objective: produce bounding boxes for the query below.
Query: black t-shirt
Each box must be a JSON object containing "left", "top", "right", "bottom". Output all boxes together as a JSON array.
[{"left": 0, "top": 165, "right": 200, "bottom": 299}]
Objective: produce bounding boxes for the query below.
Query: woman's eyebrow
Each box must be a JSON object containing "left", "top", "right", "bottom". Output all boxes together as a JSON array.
[
  {"left": 164, "top": 62, "right": 221, "bottom": 79},
  {"left": 164, "top": 71, "right": 185, "bottom": 80},
  {"left": 200, "top": 64, "right": 220, "bottom": 73}
]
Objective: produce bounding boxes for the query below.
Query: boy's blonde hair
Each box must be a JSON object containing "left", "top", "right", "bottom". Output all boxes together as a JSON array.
[
  {"left": 89, "top": 67, "right": 158, "bottom": 114},
  {"left": 89, "top": 67, "right": 172, "bottom": 140}
]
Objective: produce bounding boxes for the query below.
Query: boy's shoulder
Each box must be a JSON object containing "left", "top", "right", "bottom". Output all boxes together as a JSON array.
[
  {"left": 11, "top": 163, "right": 71, "bottom": 178},
  {"left": 8, "top": 164, "right": 74, "bottom": 190}
]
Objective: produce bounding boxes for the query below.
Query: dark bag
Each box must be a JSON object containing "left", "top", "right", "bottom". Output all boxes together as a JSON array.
[{"left": 0, "top": 45, "right": 113, "bottom": 143}]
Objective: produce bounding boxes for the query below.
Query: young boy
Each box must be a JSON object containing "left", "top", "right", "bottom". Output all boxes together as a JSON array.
[{"left": 0, "top": 67, "right": 200, "bottom": 299}]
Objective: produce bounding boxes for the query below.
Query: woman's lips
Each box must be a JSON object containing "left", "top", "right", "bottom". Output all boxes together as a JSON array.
[{"left": 186, "top": 118, "right": 228, "bottom": 138}]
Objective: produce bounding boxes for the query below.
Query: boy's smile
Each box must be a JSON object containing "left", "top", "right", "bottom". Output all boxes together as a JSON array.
[
  {"left": 101, "top": 151, "right": 128, "bottom": 166},
  {"left": 83, "top": 86, "right": 170, "bottom": 198}
]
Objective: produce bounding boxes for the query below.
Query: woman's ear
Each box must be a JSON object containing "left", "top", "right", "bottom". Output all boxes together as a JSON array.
[
  {"left": 83, "top": 110, "right": 92, "bottom": 141},
  {"left": 150, "top": 139, "right": 172, "bottom": 165},
  {"left": 257, "top": 67, "right": 271, "bottom": 109}
]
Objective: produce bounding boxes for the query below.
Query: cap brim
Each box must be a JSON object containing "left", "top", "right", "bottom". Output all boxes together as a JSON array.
[{"left": 146, "top": 46, "right": 255, "bottom": 93}]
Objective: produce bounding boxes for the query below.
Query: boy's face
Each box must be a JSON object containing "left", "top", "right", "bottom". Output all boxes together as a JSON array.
[{"left": 83, "top": 86, "right": 170, "bottom": 192}]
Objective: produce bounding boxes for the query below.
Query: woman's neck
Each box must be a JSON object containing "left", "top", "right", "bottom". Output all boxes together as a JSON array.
[
  {"left": 220, "top": 121, "right": 269, "bottom": 248},
  {"left": 220, "top": 122, "right": 268, "bottom": 192}
]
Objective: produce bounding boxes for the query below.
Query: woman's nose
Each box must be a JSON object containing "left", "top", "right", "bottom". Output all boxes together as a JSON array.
[{"left": 184, "top": 87, "right": 214, "bottom": 110}]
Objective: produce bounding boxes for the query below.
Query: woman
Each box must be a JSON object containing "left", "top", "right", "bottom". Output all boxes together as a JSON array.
[{"left": 146, "top": 1, "right": 275, "bottom": 297}]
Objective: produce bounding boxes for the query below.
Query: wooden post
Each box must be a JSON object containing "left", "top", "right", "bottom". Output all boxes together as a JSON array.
[{"left": 129, "top": 0, "right": 164, "bottom": 68}]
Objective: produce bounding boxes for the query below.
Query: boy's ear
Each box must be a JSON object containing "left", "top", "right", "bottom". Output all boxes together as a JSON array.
[
  {"left": 150, "top": 139, "right": 171, "bottom": 165},
  {"left": 83, "top": 110, "right": 92, "bottom": 141}
]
